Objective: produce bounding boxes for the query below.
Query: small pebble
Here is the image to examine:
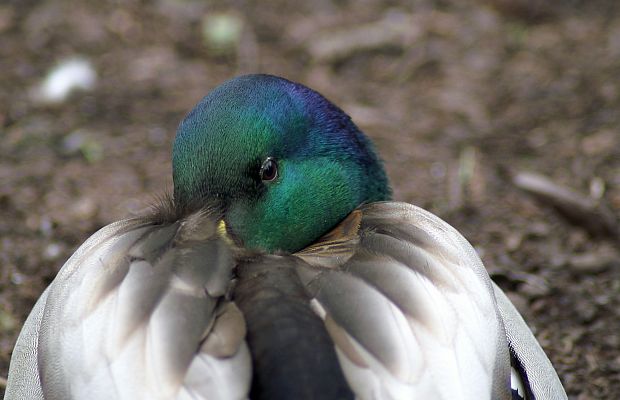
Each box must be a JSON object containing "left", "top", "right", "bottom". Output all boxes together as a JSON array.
[
  {"left": 70, "top": 197, "right": 98, "bottom": 220},
  {"left": 11, "top": 272, "right": 25, "bottom": 285},
  {"left": 0, "top": 310, "right": 17, "bottom": 331},
  {"left": 505, "top": 233, "right": 522, "bottom": 251},
  {"left": 62, "top": 130, "right": 88, "bottom": 155},
  {"left": 575, "top": 300, "right": 598, "bottom": 323},
  {"left": 62, "top": 130, "right": 104, "bottom": 162},
  {"left": 39, "top": 217, "right": 53, "bottom": 237},
  {"left": 43, "top": 243, "right": 64, "bottom": 261},
  {"left": 202, "top": 12, "right": 244, "bottom": 54},
  {"left": 526, "top": 222, "right": 550, "bottom": 237}
]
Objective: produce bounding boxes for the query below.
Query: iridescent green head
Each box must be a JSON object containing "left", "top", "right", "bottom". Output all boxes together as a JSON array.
[{"left": 173, "top": 74, "right": 391, "bottom": 253}]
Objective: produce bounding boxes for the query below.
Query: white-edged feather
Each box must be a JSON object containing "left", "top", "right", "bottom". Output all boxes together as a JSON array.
[
  {"left": 305, "top": 202, "right": 511, "bottom": 400},
  {"left": 6, "top": 215, "right": 251, "bottom": 400}
]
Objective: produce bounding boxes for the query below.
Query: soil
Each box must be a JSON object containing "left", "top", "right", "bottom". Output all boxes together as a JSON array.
[{"left": 1, "top": 1, "right": 619, "bottom": 398}]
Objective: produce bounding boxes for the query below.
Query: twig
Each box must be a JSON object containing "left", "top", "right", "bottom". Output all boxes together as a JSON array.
[
  {"left": 512, "top": 171, "right": 620, "bottom": 239},
  {"left": 306, "top": 11, "right": 421, "bottom": 63}
]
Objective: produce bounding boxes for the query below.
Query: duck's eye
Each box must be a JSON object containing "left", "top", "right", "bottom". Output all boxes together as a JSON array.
[{"left": 260, "top": 158, "right": 278, "bottom": 181}]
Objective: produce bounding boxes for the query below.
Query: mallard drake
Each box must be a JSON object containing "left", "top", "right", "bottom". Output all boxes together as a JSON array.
[{"left": 6, "top": 74, "right": 566, "bottom": 400}]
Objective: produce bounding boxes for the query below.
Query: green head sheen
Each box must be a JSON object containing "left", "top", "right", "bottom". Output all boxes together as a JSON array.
[{"left": 173, "top": 74, "right": 391, "bottom": 253}]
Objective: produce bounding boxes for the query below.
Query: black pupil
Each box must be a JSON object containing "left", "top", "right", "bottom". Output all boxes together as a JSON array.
[{"left": 261, "top": 158, "right": 277, "bottom": 181}]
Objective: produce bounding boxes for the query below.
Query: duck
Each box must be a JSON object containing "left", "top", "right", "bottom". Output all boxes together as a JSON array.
[{"left": 5, "top": 74, "right": 567, "bottom": 400}]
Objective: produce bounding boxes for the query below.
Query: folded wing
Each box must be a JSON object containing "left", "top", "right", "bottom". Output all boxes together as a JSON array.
[
  {"left": 298, "top": 202, "right": 512, "bottom": 400},
  {"left": 6, "top": 211, "right": 251, "bottom": 400},
  {"left": 493, "top": 283, "right": 566, "bottom": 400}
]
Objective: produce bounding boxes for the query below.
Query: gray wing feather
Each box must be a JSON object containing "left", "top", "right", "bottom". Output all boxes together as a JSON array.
[
  {"left": 303, "top": 202, "right": 511, "bottom": 400},
  {"left": 6, "top": 213, "right": 251, "bottom": 400},
  {"left": 493, "top": 283, "right": 567, "bottom": 400}
]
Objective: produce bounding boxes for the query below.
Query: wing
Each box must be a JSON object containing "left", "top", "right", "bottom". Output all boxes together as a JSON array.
[
  {"left": 493, "top": 283, "right": 567, "bottom": 400},
  {"left": 296, "top": 202, "right": 512, "bottom": 400},
  {"left": 6, "top": 211, "right": 251, "bottom": 400}
]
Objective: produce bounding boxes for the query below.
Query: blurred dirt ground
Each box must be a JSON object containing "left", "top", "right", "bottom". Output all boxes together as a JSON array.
[{"left": 1, "top": 0, "right": 620, "bottom": 398}]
